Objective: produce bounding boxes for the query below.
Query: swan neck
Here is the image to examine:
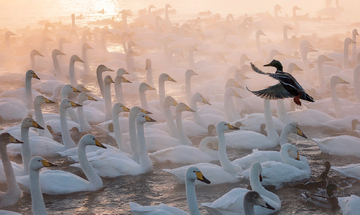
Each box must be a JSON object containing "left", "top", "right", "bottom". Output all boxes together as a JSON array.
[
  {"left": 30, "top": 169, "right": 48, "bottom": 215},
  {"left": 60, "top": 106, "right": 76, "bottom": 149},
  {"left": 276, "top": 100, "right": 292, "bottom": 124},
  {"left": 343, "top": 41, "right": 350, "bottom": 70},
  {"left": 330, "top": 82, "right": 344, "bottom": 118},
  {"left": 354, "top": 68, "right": 360, "bottom": 103},
  {"left": 279, "top": 127, "right": 290, "bottom": 146},
  {"left": 175, "top": 110, "right": 191, "bottom": 145},
  {"left": 189, "top": 50, "right": 195, "bottom": 69},
  {"left": 0, "top": 144, "right": 20, "bottom": 196},
  {"left": 53, "top": 55, "right": 65, "bottom": 81},
  {"left": 69, "top": 60, "right": 77, "bottom": 87},
  {"left": 158, "top": 80, "right": 165, "bottom": 109},
  {"left": 185, "top": 76, "right": 192, "bottom": 104},
  {"left": 146, "top": 67, "right": 154, "bottom": 87},
  {"left": 21, "top": 126, "right": 31, "bottom": 174},
  {"left": 164, "top": 105, "right": 179, "bottom": 138},
  {"left": 264, "top": 100, "right": 279, "bottom": 141},
  {"left": 186, "top": 179, "right": 201, "bottom": 215},
  {"left": 139, "top": 91, "right": 149, "bottom": 111},
  {"left": 25, "top": 76, "right": 33, "bottom": 109},
  {"left": 129, "top": 111, "right": 140, "bottom": 163},
  {"left": 104, "top": 82, "right": 112, "bottom": 121},
  {"left": 30, "top": 53, "right": 36, "bottom": 71},
  {"left": 114, "top": 82, "right": 125, "bottom": 104},
  {"left": 112, "top": 112, "right": 126, "bottom": 151},
  {"left": 318, "top": 60, "right": 326, "bottom": 92},
  {"left": 136, "top": 122, "right": 153, "bottom": 172},
  {"left": 78, "top": 141, "right": 103, "bottom": 187},
  {"left": 97, "top": 71, "right": 104, "bottom": 97}
]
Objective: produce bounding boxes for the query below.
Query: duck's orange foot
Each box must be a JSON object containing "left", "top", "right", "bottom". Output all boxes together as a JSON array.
[{"left": 294, "top": 95, "right": 301, "bottom": 106}]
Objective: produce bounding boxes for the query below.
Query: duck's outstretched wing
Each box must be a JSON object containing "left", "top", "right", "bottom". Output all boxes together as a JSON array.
[
  {"left": 246, "top": 84, "right": 294, "bottom": 100},
  {"left": 250, "top": 63, "right": 268, "bottom": 75}
]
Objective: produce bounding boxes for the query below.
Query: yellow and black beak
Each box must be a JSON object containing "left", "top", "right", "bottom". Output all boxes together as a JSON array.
[
  {"left": 70, "top": 101, "right": 82, "bottom": 107},
  {"left": 122, "top": 77, "right": 132, "bottom": 83},
  {"left": 195, "top": 171, "right": 211, "bottom": 184},
  {"left": 32, "top": 120, "right": 44, "bottom": 130},
  {"left": 234, "top": 91, "right": 242, "bottom": 98},
  {"left": 32, "top": 72, "right": 40, "bottom": 80},
  {"left": 80, "top": 86, "right": 91, "bottom": 92},
  {"left": 140, "top": 108, "right": 152, "bottom": 114},
  {"left": 202, "top": 97, "right": 211, "bottom": 105},
  {"left": 234, "top": 82, "right": 244, "bottom": 89},
  {"left": 148, "top": 85, "right": 156, "bottom": 90},
  {"left": 109, "top": 77, "right": 115, "bottom": 83},
  {"left": 77, "top": 57, "right": 85, "bottom": 63},
  {"left": 339, "top": 78, "right": 350, "bottom": 84},
  {"left": 9, "top": 134, "right": 23, "bottom": 143},
  {"left": 144, "top": 115, "right": 156, "bottom": 122},
  {"left": 72, "top": 86, "right": 81, "bottom": 92},
  {"left": 41, "top": 159, "right": 57, "bottom": 167},
  {"left": 95, "top": 138, "right": 107, "bottom": 149},
  {"left": 59, "top": 51, "right": 66, "bottom": 55},
  {"left": 44, "top": 98, "right": 55, "bottom": 103},
  {"left": 107, "top": 68, "right": 114, "bottom": 72},
  {"left": 296, "top": 128, "right": 307, "bottom": 139},
  {"left": 87, "top": 95, "right": 98, "bottom": 101},
  {"left": 172, "top": 100, "right": 178, "bottom": 106},
  {"left": 122, "top": 106, "right": 130, "bottom": 112},
  {"left": 227, "top": 124, "right": 240, "bottom": 130},
  {"left": 185, "top": 105, "right": 195, "bottom": 112},
  {"left": 167, "top": 76, "right": 177, "bottom": 82}
]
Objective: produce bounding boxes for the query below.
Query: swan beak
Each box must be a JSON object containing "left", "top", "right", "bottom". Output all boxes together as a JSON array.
[
  {"left": 41, "top": 160, "right": 57, "bottom": 167},
  {"left": 193, "top": 71, "right": 198, "bottom": 75},
  {"left": 202, "top": 97, "right": 211, "bottom": 105},
  {"left": 70, "top": 101, "right": 82, "bottom": 107},
  {"left": 167, "top": 76, "right": 177, "bottom": 82},
  {"left": 79, "top": 86, "right": 91, "bottom": 92},
  {"left": 140, "top": 108, "right": 152, "bottom": 114},
  {"left": 185, "top": 105, "right": 195, "bottom": 112},
  {"left": 106, "top": 67, "right": 114, "bottom": 72},
  {"left": 294, "top": 64, "right": 303, "bottom": 71},
  {"left": 87, "top": 95, "right": 98, "bottom": 101},
  {"left": 86, "top": 44, "right": 93, "bottom": 49},
  {"left": 32, "top": 120, "right": 44, "bottom": 130},
  {"left": 258, "top": 198, "right": 275, "bottom": 210},
  {"left": 296, "top": 152, "right": 300, "bottom": 161},
  {"left": 244, "top": 55, "right": 251, "bottom": 61},
  {"left": 122, "top": 106, "right": 130, "bottom": 112},
  {"left": 324, "top": 56, "right": 334, "bottom": 61},
  {"left": 227, "top": 124, "right": 240, "bottom": 130},
  {"left": 339, "top": 78, "right": 350, "bottom": 84},
  {"left": 77, "top": 57, "right": 85, "bottom": 63},
  {"left": 234, "top": 91, "right": 242, "bottom": 98},
  {"left": 36, "top": 52, "right": 44, "bottom": 57},
  {"left": 122, "top": 77, "right": 132, "bottom": 83},
  {"left": 9, "top": 134, "right": 23, "bottom": 143},
  {"left": 44, "top": 98, "right": 55, "bottom": 103},
  {"left": 242, "top": 75, "right": 250, "bottom": 80},
  {"left": 296, "top": 128, "right": 307, "bottom": 139},
  {"left": 195, "top": 171, "right": 211, "bottom": 184},
  {"left": 310, "top": 47, "right": 318, "bottom": 52},
  {"left": 32, "top": 73, "right": 40, "bottom": 80},
  {"left": 148, "top": 85, "right": 156, "bottom": 90},
  {"left": 72, "top": 87, "right": 81, "bottom": 92},
  {"left": 124, "top": 69, "right": 130, "bottom": 74},
  {"left": 234, "top": 81, "right": 244, "bottom": 89},
  {"left": 144, "top": 115, "right": 156, "bottom": 122},
  {"left": 59, "top": 51, "right": 66, "bottom": 55},
  {"left": 172, "top": 100, "right": 178, "bottom": 106},
  {"left": 109, "top": 77, "right": 115, "bottom": 83},
  {"left": 95, "top": 138, "right": 107, "bottom": 149},
  {"left": 259, "top": 174, "right": 263, "bottom": 182}
]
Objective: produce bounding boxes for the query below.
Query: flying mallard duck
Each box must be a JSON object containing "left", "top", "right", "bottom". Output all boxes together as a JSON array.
[{"left": 247, "top": 59, "right": 314, "bottom": 106}]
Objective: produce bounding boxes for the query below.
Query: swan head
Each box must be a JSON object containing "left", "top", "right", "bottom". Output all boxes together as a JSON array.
[
  {"left": 82, "top": 43, "right": 93, "bottom": 50},
  {"left": 345, "top": 37, "right": 356, "bottom": 46},
  {"left": 0, "top": 133, "right": 23, "bottom": 145},
  {"left": 145, "top": 59, "right": 152, "bottom": 70},
  {"left": 284, "top": 123, "right": 307, "bottom": 139},
  {"left": 104, "top": 75, "right": 115, "bottom": 85},
  {"left": 264, "top": 59, "right": 283, "bottom": 71},
  {"left": 330, "top": 76, "right": 349, "bottom": 85},
  {"left": 60, "top": 98, "right": 82, "bottom": 110},
  {"left": 139, "top": 83, "right": 156, "bottom": 92},
  {"left": 216, "top": 121, "right": 240, "bottom": 134},
  {"left": 225, "top": 78, "right": 243, "bottom": 89},
  {"left": 113, "top": 103, "right": 130, "bottom": 114},
  {"left": 130, "top": 106, "right": 152, "bottom": 117},
  {"left": 30, "top": 156, "right": 57, "bottom": 171},
  {"left": 5, "top": 31, "right": 16, "bottom": 38},
  {"left": 163, "top": 96, "right": 178, "bottom": 108},
  {"left": 52, "top": 49, "right": 66, "bottom": 57},
  {"left": 185, "top": 69, "right": 198, "bottom": 78},
  {"left": 117, "top": 68, "right": 129, "bottom": 76},
  {"left": 62, "top": 84, "right": 81, "bottom": 96},
  {"left": 293, "top": 6, "right": 301, "bottom": 12},
  {"left": 115, "top": 75, "right": 132, "bottom": 84},
  {"left": 159, "top": 73, "right": 177, "bottom": 83},
  {"left": 76, "top": 84, "right": 91, "bottom": 92},
  {"left": 186, "top": 166, "right": 211, "bottom": 184},
  {"left": 97, "top": 65, "right": 114, "bottom": 73},
  {"left": 287, "top": 63, "right": 302, "bottom": 74},
  {"left": 281, "top": 143, "right": 300, "bottom": 161},
  {"left": 244, "top": 191, "right": 275, "bottom": 210},
  {"left": 176, "top": 102, "right": 195, "bottom": 113},
  {"left": 318, "top": 55, "right": 334, "bottom": 63},
  {"left": 71, "top": 55, "right": 84, "bottom": 63},
  {"left": 165, "top": 4, "right": 172, "bottom": 9},
  {"left": 34, "top": 95, "right": 55, "bottom": 106},
  {"left": 274, "top": 4, "right": 282, "bottom": 13},
  {"left": 192, "top": 92, "right": 210, "bottom": 105},
  {"left": 353, "top": 29, "right": 359, "bottom": 36},
  {"left": 81, "top": 134, "right": 106, "bottom": 148},
  {"left": 30, "top": 50, "right": 44, "bottom": 57},
  {"left": 240, "top": 54, "right": 251, "bottom": 64},
  {"left": 26, "top": 70, "right": 40, "bottom": 80},
  {"left": 225, "top": 87, "right": 242, "bottom": 99},
  {"left": 21, "top": 117, "right": 44, "bottom": 130},
  {"left": 59, "top": 38, "right": 70, "bottom": 45},
  {"left": 136, "top": 113, "right": 156, "bottom": 124},
  {"left": 77, "top": 93, "right": 97, "bottom": 103},
  {"left": 256, "top": 29, "right": 266, "bottom": 37}
]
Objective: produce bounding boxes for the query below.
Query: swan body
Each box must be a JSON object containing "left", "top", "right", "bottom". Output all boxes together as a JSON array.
[
  {"left": 313, "top": 135, "right": 360, "bottom": 157},
  {"left": 202, "top": 162, "right": 280, "bottom": 215},
  {"left": 17, "top": 134, "right": 105, "bottom": 194}
]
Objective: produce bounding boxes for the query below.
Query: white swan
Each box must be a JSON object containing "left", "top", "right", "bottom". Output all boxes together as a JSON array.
[
  {"left": 33, "top": 95, "right": 55, "bottom": 139},
  {"left": 96, "top": 64, "right": 114, "bottom": 97},
  {"left": 226, "top": 100, "right": 280, "bottom": 149},
  {"left": 163, "top": 122, "right": 242, "bottom": 186},
  {"left": 149, "top": 136, "right": 219, "bottom": 164},
  {"left": 202, "top": 162, "right": 281, "bottom": 215},
  {"left": 157, "top": 73, "right": 177, "bottom": 111},
  {"left": 58, "top": 98, "right": 81, "bottom": 149},
  {"left": 114, "top": 75, "right": 131, "bottom": 105},
  {"left": 76, "top": 92, "right": 97, "bottom": 132},
  {"left": 17, "top": 134, "right": 105, "bottom": 194},
  {"left": 0, "top": 133, "right": 23, "bottom": 207},
  {"left": 72, "top": 113, "right": 155, "bottom": 177},
  {"left": 232, "top": 123, "right": 307, "bottom": 170},
  {"left": 332, "top": 163, "right": 360, "bottom": 180},
  {"left": 139, "top": 82, "right": 156, "bottom": 111},
  {"left": 130, "top": 166, "right": 210, "bottom": 215},
  {"left": 313, "top": 135, "right": 360, "bottom": 157},
  {"left": 185, "top": 69, "right": 198, "bottom": 104},
  {"left": 68, "top": 55, "right": 84, "bottom": 87},
  {"left": 28, "top": 156, "right": 57, "bottom": 215},
  {"left": 175, "top": 102, "right": 195, "bottom": 145},
  {"left": 103, "top": 75, "right": 115, "bottom": 121},
  {"left": 239, "top": 144, "right": 311, "bottom": 189}
]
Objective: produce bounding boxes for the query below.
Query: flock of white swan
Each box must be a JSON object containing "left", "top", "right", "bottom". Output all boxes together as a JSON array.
[{"left": 0, "top": 1, "right": 360, "bottom": 214}]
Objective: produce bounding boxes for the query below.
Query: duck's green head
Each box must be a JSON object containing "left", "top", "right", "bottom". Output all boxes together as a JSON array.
[
  {"left": 327, "top": 184, "right": 341, "bottom": 196},
  {"left": 264, "top": 59, "right": 283, "bottom": 71}
]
